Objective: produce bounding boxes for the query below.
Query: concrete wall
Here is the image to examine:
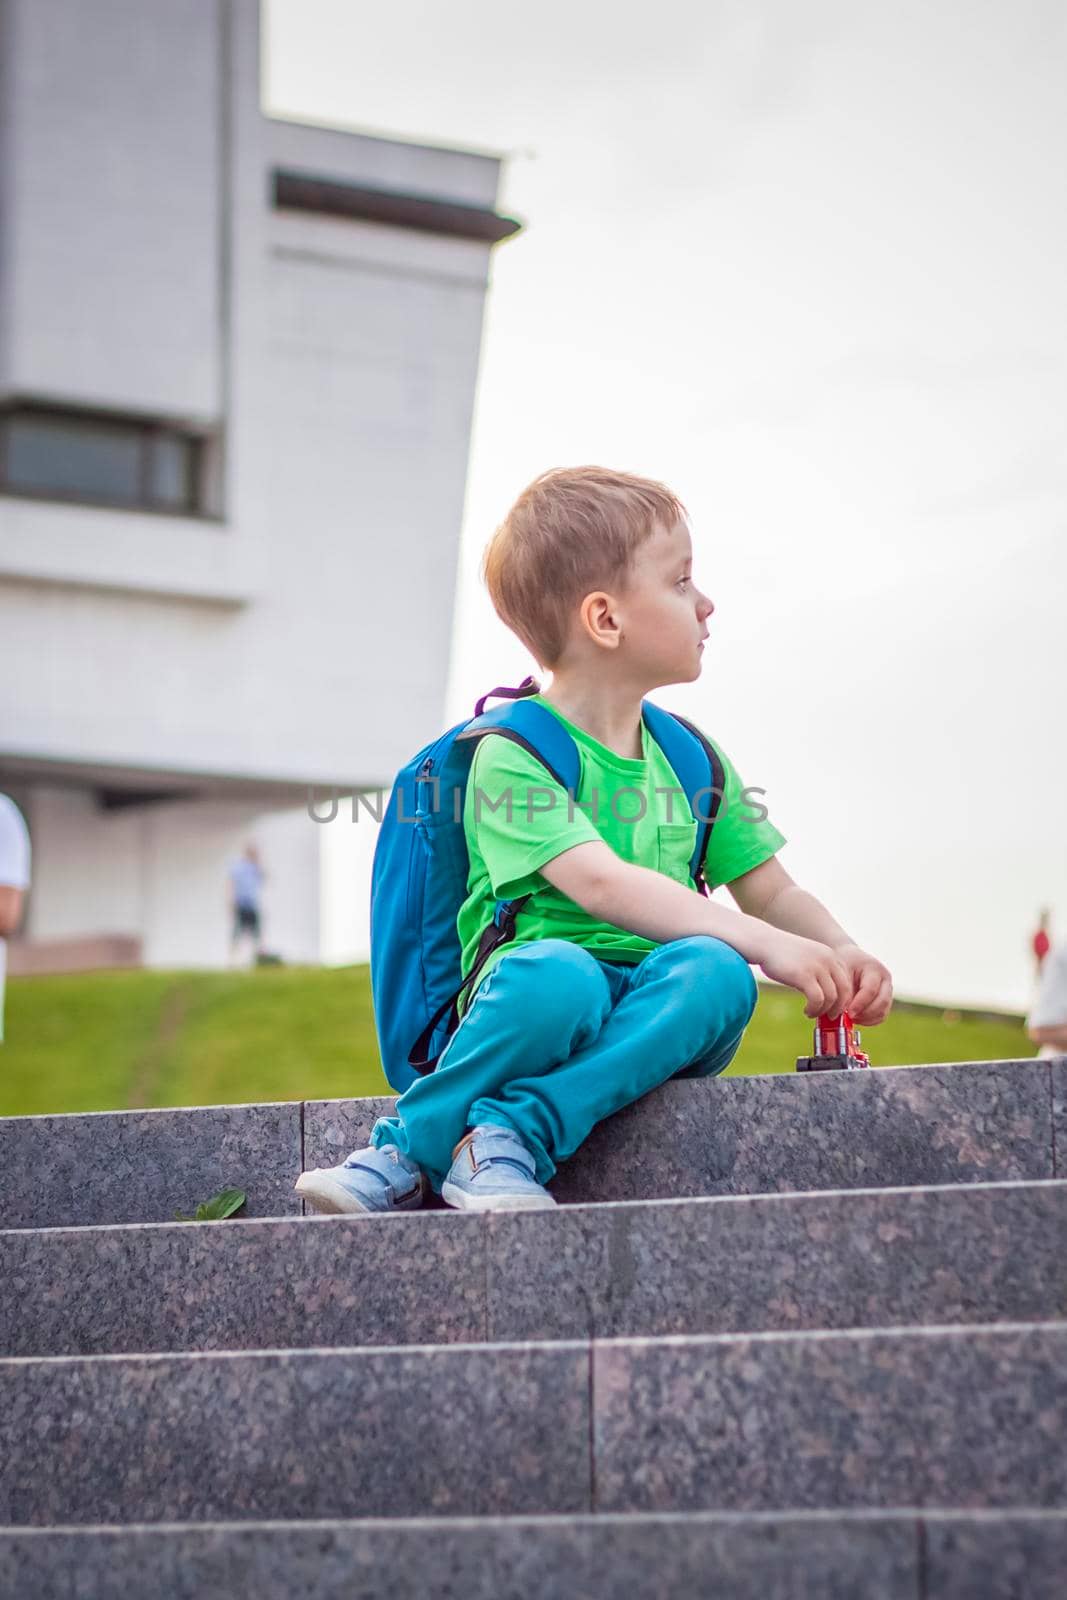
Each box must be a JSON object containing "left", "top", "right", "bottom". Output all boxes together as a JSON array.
[
  {"left": 0, "top": 0, "right": 503, "bottom": 795},
  {"left": 0, "top": 0, "right": 509, "bottom": 964},
  {"left": 0, "top": 0, "right": 223, "bottom": 421},
  {"left": 23, "top": 787, "right": 320, "bottom": 968}
]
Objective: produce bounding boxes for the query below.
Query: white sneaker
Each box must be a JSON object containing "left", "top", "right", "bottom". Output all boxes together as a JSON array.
[
  {"left": 440, "top": 1125, "right": 558, "bottom": 1212},
  {"left": 295, "top": 1144, "right": 426, "bottom": 1215}
]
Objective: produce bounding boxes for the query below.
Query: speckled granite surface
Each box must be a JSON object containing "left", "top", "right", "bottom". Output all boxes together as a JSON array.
[
  {"left": 1, "top": 1061, "right": 1056, "bottom": 1231},
  {"left": 303, "top": 1097, "right": 397, "bottom": 1165},
  {"left": 0, "top": 1512, "right": 920, "bottom": 1599},
  {"left": 2, "top": 1325, "right": 1064, "bottom": 1526},
  {"left": 0, "top": 1342, "right": 590, "bottom": 1526},
  {"left": 310, "top": 1057, "right": 1067, "bottom": 1215},
  {"left": 592, "top": 1323, "right": 1067, "bottom": 1513},
  {"left": 0, "top": 1102, "right": 303, "bottom": 1229},
  {"left": 5, "top": 1178, "right": 1065, "bottom": 1360},
  {"left": 3, "top": 1061, "right": 1063, "bottom": 1586},
  {"left": 546, "top": 1059, "right": 1056, "bottom": 1204},
  {"left": 924, "top": 1510, "right": 1067, "bottom": 1599},
  {"left": 485, "top": 1178, "right": 1067, "bottom": 1342},
  {"left": 1, "top": 1512, "right": 1064, "bottom": 1599},
  {"left": 305, "top": 1060, "right": 1058, "bottom": 1208},
  {"left": 1052, "top": 1060, "right": 1067, "bottom": 1175},
  {"left": 0, "top": 1209, "right": 488, "bottom": 1356}
]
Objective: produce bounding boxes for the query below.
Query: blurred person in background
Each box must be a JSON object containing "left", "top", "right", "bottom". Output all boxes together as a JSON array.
[
  {"left": 1027, "top": 933, "right": 1067, "bottom": 1059},
  {"left": 228, "top": 842, "right": 265, "bottom": 967},
  {"left": 1032, "top": 907, "right": 1052, "bottom": 980},
  {"left": 0, "top": 794, "right": 31, "bottom": 1043}
]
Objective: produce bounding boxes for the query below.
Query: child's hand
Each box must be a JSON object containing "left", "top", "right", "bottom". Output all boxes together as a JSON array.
[
  {"left": 831, "top": 942, "right": 893, "bottom": 1026},
  {"left": 757, "top": 930, "right": 853, "bottom": 1020}
]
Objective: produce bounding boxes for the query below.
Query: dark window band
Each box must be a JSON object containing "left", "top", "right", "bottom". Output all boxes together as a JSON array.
[
  {"left": 0, "top": 402, "right": 206, "bottom": 517},
  {"left": 272, "top": 169, "right": 522, "bottom": 245}
]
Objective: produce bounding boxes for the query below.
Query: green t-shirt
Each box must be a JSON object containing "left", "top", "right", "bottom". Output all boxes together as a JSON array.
[{"left": 455, "top": 693, "right": 786, "bottom": 1018}]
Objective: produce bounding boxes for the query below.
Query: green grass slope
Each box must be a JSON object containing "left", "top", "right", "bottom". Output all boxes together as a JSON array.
[{"left": 0, "top": 963, "right": 1034, "bottom": 1119}]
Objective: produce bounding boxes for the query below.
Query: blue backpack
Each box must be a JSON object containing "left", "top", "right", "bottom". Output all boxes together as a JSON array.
[{"left": 369, "top": 674, "right": 726, "bottom": 1094}]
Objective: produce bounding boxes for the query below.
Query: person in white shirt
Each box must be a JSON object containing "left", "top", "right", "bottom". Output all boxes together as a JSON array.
[
  {"left": 0, "top": 794, "right": 31, "bottom": 1044},
  {"left": 1027, "top": 939, "right": 1067, "bottom": 1059}
]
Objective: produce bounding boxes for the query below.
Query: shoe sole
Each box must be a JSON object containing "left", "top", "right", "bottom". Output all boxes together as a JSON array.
[
  {"left": 294, "top": 1170, "right": 423, "bottom": 1216},
  {"left": 440, "top": 1180, "right": 557, "bottom": 1212}
]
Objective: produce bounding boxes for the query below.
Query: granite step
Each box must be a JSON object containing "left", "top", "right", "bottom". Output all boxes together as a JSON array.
[
  {"left": 1, "top": 1322, "right": 1065, "bottom": 1525},
  {"left": 3, "top": 1178, "right": 1065, "bottom": 1358},
  {"left": 1, "top": 1057, "right": 1063, "bottom": 1230},
  {"left": 2, "top": 1510, "right": 1065, "bottom": 1600}
]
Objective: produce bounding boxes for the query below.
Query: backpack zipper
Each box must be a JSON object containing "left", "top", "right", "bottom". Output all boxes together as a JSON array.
[{"left": 415, "top": 756, "right": 436, "bottom": 819}]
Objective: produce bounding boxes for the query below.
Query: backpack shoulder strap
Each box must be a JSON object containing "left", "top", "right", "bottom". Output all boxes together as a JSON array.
[
  {"left": 462, "top": 695, "right": 725, "bottom": 893},
  {"left": 455, "top": 698, "right": 582, "bottom": 795},
  {"left": 405, "top": 696, "right": 583, "bottom": 1077},
  {"left": 640, "top": 702, "right": 725, "bottom": 895}
]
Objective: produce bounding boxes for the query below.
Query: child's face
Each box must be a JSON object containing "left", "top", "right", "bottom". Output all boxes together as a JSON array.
[{"left": 616, "top": 517, "right": 714, "bottom": 687}]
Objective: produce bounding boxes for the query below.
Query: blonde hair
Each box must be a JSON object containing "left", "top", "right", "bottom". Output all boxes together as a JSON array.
[{"left": 481, "top": 465, "right": 689, "bottom": 669}]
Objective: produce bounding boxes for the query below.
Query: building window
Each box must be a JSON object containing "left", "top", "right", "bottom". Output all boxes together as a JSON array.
[{"left": 0, "top": 404, "right": 206, "bottom": 515}]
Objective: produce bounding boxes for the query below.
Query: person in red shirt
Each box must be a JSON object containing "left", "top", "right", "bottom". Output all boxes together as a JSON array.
[{"left": 1033, "top": 908, "right": 1052, "bottom": 980}]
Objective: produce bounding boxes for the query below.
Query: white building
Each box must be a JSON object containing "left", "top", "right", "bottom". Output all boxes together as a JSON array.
[{"left": 0, "top": 0, "right": 519, "bottom": 969}]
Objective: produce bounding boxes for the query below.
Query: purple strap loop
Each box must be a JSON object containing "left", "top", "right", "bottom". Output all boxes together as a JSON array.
[{"left": 473, "top": 674, "right": 541, "bottom": 718}]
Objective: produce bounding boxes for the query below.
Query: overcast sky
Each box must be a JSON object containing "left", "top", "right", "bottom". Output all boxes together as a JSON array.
[{"left": 266, "top": 0, "right": 1066, "bottom": 1012}]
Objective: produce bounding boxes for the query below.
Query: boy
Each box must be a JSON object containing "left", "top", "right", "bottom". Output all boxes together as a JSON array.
[{"left": 296, "top": 466, "right": 893, "bottom": 1216}]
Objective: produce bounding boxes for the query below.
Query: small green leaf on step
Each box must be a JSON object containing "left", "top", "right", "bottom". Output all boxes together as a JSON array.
[{"left": 174, "top": 1188, "right": 247, "bottom": 1222}]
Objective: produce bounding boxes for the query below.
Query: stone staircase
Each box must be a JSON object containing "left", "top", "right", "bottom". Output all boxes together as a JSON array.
[{"left": 1, "top": 1056, "right": 1065, "bottom": 1598}]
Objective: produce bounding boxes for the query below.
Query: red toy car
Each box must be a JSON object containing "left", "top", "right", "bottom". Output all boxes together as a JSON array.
[{"left": 795, "top": 1010, "right": 871, "bottom": 1071}]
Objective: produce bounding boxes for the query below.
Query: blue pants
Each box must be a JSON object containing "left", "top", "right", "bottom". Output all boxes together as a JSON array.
[{"left": 370, "top": 934, "right": 758, "bottom": 1194}]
